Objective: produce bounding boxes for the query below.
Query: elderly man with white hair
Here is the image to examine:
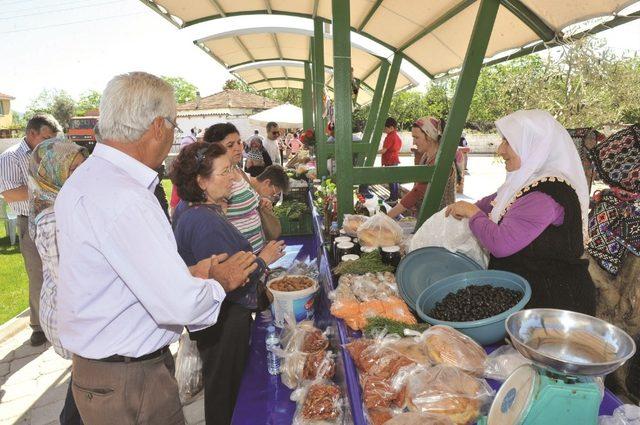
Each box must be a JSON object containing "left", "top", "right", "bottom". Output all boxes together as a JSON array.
[{"left": 54, "top": 72, "right": 258, "bottom": 424}]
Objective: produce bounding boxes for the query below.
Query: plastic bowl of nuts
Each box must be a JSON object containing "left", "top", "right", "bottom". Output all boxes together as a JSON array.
[
  {"left": 267, "top": 275, "right": 319, "bottom": 327},
  {"left": 415, "top": 270, "right": 531, "bottom": 345}
]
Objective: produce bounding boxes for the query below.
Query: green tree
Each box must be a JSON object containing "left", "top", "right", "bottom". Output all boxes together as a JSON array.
[
  {"left": 261, "top": 88, "right": 302, "bottom": 107},
  {"left": 223, "top": 78, "right": 255, "bottom": 92},
  {"left": 75, "top": 90, "right": 101, "bottom": 116},
  {"left": 25, "top": 89, "right": 76, "bottom": 129},
  {"left": 161, "top": 76, "right": 199, "bottom": 104}
]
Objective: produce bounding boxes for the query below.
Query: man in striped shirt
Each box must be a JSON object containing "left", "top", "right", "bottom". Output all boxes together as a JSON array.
[{"left": 0, "top": 113, "right": 62, "bottom": 346}]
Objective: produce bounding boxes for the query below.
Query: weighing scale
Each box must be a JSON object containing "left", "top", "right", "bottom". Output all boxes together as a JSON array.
[{"left": 481, "top": 309, "right": 636, "bottom": 425}]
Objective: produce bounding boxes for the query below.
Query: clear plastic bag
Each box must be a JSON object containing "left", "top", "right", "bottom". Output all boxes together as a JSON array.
[
  {"left": 291, "top": 380, "right": 343, "bottom": 425},
  {"left": 330, "top": 273, "right": 414, "bottom": 331},
  {"left": 599, "top": 405, "right": 640, "bottom": 425},
  {"left": 384, "top": 411, "right": 455, "bottom": 425},
  {"left": 357, "top": 213, "right": 404, "bottom": 248},
  {"left": 422, "top": 325, "right": 487, "bottom": 376},
  {"left": 409, "top": 208, "right": 489, "bottom": 268},
  {"left": 402, "top": 364, "right": 494, "bottom": 425},
  {"left": 343, "top": 214, "right": 369, "bottom": 236},
  {"left": 277, "top": 319, "right": 335, "bottom": 389},
  {"left": 174, "top": 332, "right": 203, "bottom": 404},
  {"left": 483, "top": 345, "right": 531, "bottom": 381}
]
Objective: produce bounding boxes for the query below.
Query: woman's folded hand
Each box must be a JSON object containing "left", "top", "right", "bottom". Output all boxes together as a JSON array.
[{"left": 259, "top": 240, "right": 286, "bottom": 265}]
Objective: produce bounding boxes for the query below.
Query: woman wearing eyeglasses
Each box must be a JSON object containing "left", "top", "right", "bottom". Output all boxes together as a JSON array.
[{"left": 171, "top": 142, "right": 285, "bottom": 425}]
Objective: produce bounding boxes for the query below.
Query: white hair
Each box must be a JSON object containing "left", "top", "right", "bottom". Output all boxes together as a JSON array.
[{"left": 98, "top": 72, "right": 176, "bottom": 143}]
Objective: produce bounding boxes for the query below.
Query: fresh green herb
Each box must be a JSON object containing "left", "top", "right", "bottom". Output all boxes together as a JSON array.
[
  {"left": 332, "top": 251, "right": 395, "bottom": 275},
  {"left": 273, "top": 200, "right": 308, "bottom": 219},
  {"left": 363, "top": 317, "right": 430, "bottom": 338}
]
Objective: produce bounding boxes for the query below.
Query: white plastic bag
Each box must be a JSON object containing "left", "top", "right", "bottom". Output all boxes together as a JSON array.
[
  {"left": 599, "top": 405, "right": 640, "bottom": 425},
  {"left": 483, "top": 345, "right": 530, "bottom": 381},
  {"left": 409, "top": 208, "right": 489, "bottom": 268},
  {"left": 175, "top": 332, "right": 203, "bottom": 404}
]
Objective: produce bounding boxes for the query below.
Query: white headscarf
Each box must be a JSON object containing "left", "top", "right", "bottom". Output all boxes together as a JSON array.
[{"left": 491, "top": 110, "right": 589, "bottom": 234}]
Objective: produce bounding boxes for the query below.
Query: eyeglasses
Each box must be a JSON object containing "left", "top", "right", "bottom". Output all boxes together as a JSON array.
[
  {"left": 165, "top": 116, "right": 183, "bottom": 134},
  {"left": 270, "top": 131, "right": 280, "bottom": 136}
]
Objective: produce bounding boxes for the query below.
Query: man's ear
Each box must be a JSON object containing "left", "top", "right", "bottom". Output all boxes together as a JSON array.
[{"left": 151, "top": 116, "right": 165, "bottom": 140}]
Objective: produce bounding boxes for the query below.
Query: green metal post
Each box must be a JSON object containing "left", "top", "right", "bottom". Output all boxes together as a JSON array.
[
  {"left": 312, "top": 18, "right": 327, "bottom": 177},
  {"left": 364, "top": 54, "right": 401, "bottom": 167},
  {"left": 332, "top": 0, "right": 353, "bottom": 223},
  {"left": 302, "top": 62, "right": 314, "bottom": 131},
  {"left": 357, "top": 59, "right": 389, "bottom": 166},
  {"left": 416, "top": 0, "right": 500, "bottom": 227}
]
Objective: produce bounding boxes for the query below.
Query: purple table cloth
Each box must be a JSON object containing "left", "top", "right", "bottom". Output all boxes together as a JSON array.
[{"left": 230, "top": 194, "right": 623, "bottom": 425}]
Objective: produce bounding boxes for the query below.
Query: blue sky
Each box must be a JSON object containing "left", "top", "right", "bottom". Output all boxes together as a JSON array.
[{"left": 2, "top": 0, "right": 640, "bottom": 112}]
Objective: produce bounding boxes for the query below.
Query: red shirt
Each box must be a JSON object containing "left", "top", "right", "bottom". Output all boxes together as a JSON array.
[{"left": 381, "top": 130, "right": 402, "bottom": 165}]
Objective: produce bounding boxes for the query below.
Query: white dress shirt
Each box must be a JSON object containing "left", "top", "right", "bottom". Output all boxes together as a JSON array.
[
  {"left": 263, "top": 137, "right": 282, "bottom": 165},
  {"left": 55, "top": 143, "right": 225, "bottom": 359}
]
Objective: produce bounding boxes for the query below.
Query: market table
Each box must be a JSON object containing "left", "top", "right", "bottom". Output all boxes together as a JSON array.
[{"left": 230, "top": 192, "right": 624, "bottom": 425}]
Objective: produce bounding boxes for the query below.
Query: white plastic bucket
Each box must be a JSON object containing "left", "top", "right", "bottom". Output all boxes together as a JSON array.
[{"left": 267, "top": 275, "right": 318, "bottom": 327}]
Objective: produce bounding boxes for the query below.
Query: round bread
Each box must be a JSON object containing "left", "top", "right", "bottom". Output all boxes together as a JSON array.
[
  {"left": 405, "top": 366, "right": 486, "bottom": 425},
  {"left": 358, "top": 226, "right": 399, "bottom": 248},
  {"left": 423, "top": 326, "right": 487, "bottom": 376},
  {"left": 343, "top": 215, "right": 369, "bottom": 236}
]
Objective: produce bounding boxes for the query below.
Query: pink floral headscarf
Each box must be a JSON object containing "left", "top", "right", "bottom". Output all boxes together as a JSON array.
[{"left": 413, "top": 116, "right": 443, "bottom": 142}]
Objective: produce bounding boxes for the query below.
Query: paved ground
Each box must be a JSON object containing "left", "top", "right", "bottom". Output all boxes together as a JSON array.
[{"left": 0, "top": 328, "right": 204, "bottom": 425}]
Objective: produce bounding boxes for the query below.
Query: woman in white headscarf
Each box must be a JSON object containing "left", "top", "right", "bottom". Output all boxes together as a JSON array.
[{"left": 446, "top": 110, "right": 596, "bottom": 315}]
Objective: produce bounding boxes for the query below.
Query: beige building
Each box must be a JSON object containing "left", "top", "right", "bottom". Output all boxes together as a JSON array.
[
  {"left": 176, "top": 89, "right": 279, "bottom": 142},
  {"left": 0, "top": 92, "right": 15, "bottom": 129}
]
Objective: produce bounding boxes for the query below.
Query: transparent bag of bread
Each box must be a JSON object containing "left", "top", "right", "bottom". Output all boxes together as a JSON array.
[
  {"left": 402, "top": 365, "right": 494, "bottom": 425},
  {"left": 343, "top": 214, "right": 369, "bottom": 236},
  {"left": 384, "top": 412, "right": 455, "bottom": 425},
  {"left": 422, "top": 325, "right": 487, "bottom": 376},
  {"left": 357, "top": 212, "right": 404, "bottom": 248},
  {"left": 483, "top": 344, "right": 531, "bottom": 381},
  {"left": 291, "top": 380, "right": 343, "bottom": 425}
]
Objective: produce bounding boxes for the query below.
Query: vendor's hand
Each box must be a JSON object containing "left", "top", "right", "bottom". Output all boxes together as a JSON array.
[
  {"left": 259, "top": 240, "right": 286, "bottom": 265},
  {"left": 259, "top": 198, "right": 273, "bottom": 211},
  {"left": 209, "top": 252, "right": 258, "bottom": 292},
  {"left": 445, "top": 201, "right": 481, "bottom": 220},
  {"left": 189, "top": 256, "right": 213, "bottom": 279}
]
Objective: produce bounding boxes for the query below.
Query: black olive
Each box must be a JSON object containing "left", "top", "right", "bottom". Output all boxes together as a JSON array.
[{"left": 428, "top": 285, "right": 523, "bottom": 322}]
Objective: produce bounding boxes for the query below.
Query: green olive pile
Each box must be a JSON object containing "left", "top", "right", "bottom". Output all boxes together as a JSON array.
[{"left": 429, "top": 285, "right": 523, "bottom": 322}]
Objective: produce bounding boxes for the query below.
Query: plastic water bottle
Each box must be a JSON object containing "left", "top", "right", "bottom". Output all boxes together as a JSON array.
[{"left": 266, "top": 325, "right": 281, "bottom": 375}]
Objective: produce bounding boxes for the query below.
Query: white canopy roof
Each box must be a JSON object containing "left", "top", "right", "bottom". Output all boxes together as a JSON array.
[
  {"left": 249, "top": 103, "right": 303, "bottom": 128},
  {"left": 193, "top": 26, "right": 416, "bottom": 105},
  {"left": 141, "top": 0, "right": 640, "bottom": 81}
]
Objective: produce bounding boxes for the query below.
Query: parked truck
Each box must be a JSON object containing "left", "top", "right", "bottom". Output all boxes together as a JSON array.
[{"left": 67, "top": 114, "right": 98, "bottom": 153}]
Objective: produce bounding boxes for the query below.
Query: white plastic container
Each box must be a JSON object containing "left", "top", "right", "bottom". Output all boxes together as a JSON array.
[{"left": 267, "top": 275, "right": 319, "bottom": 328}]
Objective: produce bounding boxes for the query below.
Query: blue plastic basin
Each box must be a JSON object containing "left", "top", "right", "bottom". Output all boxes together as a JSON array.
[{"left": 415, "top": 270, "right": 531, "bottom": 345}]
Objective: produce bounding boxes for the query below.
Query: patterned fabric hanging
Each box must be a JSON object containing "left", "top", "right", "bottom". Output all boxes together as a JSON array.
[
  {"left": 587, "top": 190, "right": 640, "bottom": 275},
  {"left": 587, "top": 124, "right": 640, "bottom": 194}
]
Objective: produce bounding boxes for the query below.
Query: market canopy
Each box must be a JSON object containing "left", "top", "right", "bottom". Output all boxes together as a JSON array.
[
  {"left": 141, "top": 0, "right": 640, "bottom": 79},
  {"left": 248, "top": 103, "right": 303, "bottom": 128},
  {"left": 193, "top": 27, "right": 417, "bottom": 105}
]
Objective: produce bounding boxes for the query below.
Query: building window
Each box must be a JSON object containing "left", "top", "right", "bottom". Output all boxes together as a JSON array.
[{"left": 0, "top": 101, "right": 5, "bottom": 116}]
